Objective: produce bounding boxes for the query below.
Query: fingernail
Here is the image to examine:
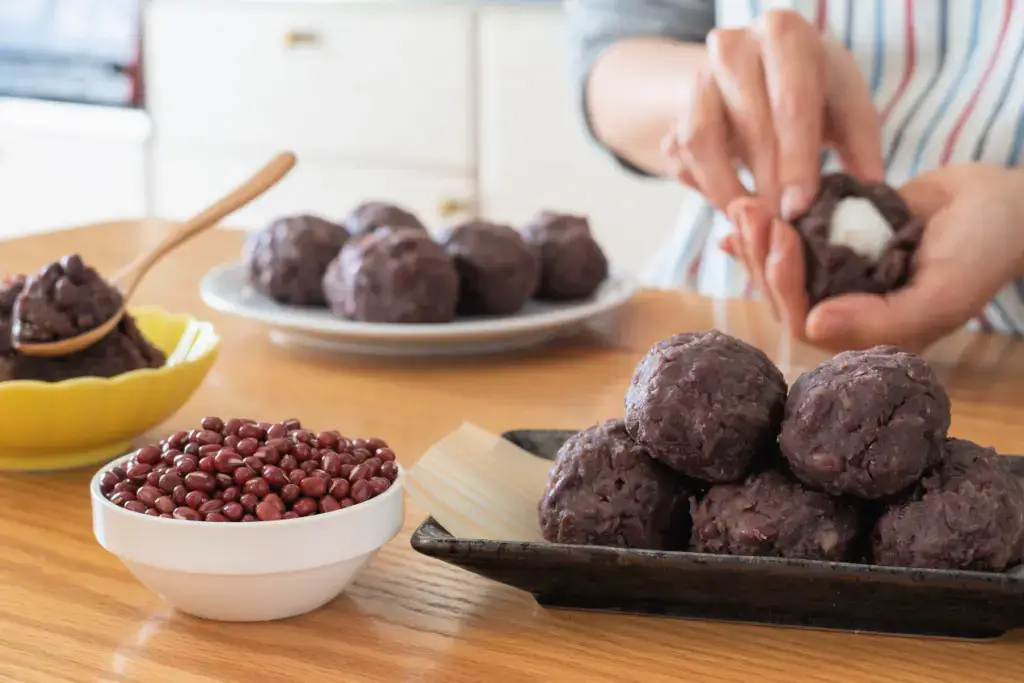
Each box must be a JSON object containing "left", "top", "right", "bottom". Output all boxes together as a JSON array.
[{"left": 781, "top": 186, "right": 808, "bottom": 222}]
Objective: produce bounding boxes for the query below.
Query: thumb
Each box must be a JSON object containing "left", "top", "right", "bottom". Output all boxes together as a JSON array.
[
  {"left": 804, "top": 276, "right": 971, "bottom": 352},
  {"left": 895, "top": 170, "right": 954, "bottom": 219},
  {"left": 805, "top": 251, "right": 985, "bottom": 353}
]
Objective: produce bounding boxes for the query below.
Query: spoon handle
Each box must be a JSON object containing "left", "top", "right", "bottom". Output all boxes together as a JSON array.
[{"left": 114, "top": 151, "right": 297, "bottom": 297}]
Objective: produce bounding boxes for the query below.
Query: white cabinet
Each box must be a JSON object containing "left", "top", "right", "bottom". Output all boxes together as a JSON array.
[
  {"left": 0, "top": 99, "right": 148, "bottom": 241},
  {"left": 143, "top": 1, "right": 688, "bottom": 276},
  {"left": 476, "top": 7, "right": 689, "bottom": 275},
  {"left": 152, "top": 144, "right": 476, "bottom": 232},
  {"left": 145, "top": 0, "right": 475, "bottom": 171},
  {"left": 145, "top": 0, "right": 478, "bottom": 235}
]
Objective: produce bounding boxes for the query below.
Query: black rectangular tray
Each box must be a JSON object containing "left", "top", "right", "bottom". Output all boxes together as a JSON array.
[{"left": 409, "top": 429, "right": 1024, "bottom": 639}]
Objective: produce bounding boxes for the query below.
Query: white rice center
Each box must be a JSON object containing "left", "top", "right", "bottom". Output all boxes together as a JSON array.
[{"left": 827, "top": 197, "right": 895, "bottom": 262}]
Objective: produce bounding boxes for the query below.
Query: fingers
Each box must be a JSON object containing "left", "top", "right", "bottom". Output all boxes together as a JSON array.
[
  {"left": 824, "top": 43, "right": 885, "bottom": 182},
  {"left": 671, "top": 73, "right": 750, "bottom": 212},
  {"left": 804, "top": 280, "right": 966, "bottom": 353},
  {"left": 764, "top": 219, "right": 809, "bottom": 339},
  {"left": 895, "top": 164, "right": 1011, "bottom": 220},
  {"left": 734, "top": 198, "right": 773, "bottom": 272},
  {"left": 718, "top": 233, "right": 739, "bottom": 258},
  {"left": 754, "top": 10, "right": 828, "bottom": 220},
  {"left": 660, "top": 132, "right": 701, "bottom": 191},
  {"left": 707, "top": 27, "right": 780, "bottom": 212},
  {"left": 896, "top": 179, "right": 951, "bottom": 223},
  {"left": 719, "top": 232, "right": 756, "bottom": 290},
  {"left": 725, "top": 197, "right": 809, "bottom": 338},
  {"left": 728, "top": 197, "right": 778, "bottom": 316}
]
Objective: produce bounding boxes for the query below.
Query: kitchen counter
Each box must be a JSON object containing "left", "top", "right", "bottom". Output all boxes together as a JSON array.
[{"left": 2, "top": 222, "right": 1024, "bottom": 682}]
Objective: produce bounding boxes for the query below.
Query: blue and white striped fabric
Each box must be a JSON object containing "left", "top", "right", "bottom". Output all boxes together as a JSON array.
[{"left": 648, "top": 0, "right": 1024, "bottom": 334}]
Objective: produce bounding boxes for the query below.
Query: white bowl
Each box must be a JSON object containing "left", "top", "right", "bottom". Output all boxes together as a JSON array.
[{"left": 91, "top": 452, "right": 404, "bottom": 622}]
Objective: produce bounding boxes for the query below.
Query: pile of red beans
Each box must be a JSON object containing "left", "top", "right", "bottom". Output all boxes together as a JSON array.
[{"left": 99, "top": 417, "right": 399, "bottom": 522}]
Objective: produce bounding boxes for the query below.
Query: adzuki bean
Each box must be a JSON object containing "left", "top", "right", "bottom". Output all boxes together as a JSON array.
[
  {"left": 172, "top": 485, "right": 188, "bottom": 505},
  {"left": 239, "top": 493, "right": 259, "bottom": 513},
  {"left": 101, "top": 418, "right": 399, "bottom": 522},
  {"left": 222, "top": 502, "right": 244, "bottom": 521},
  {"left": 328, "top": 478, "right": 350, "bottom": 499},
  {"left": 185, "top": 490, "right": 209, "bottom": 510},
  {"left": 280, "top": 483, "right": 301, "bottom": 503}
]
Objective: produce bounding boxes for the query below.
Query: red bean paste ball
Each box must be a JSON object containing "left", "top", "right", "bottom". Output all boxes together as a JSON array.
[
  {"left": 691, "top": 470, "right": 859, "bottom": 561},
  {"left": 341, "top": 201, "right": 427, "bottom": 237},
  {"left": 539, "top": 419, "right": 690, "bottom": 549},
  {"left": 780, "top": 346, "right": 950, "bottom": 500},
  {"left": 243, "top": 214, "right": 350, "bottom": 306},
  {"left": 0, "top": 274, "right": 26, "bottom": 380},
  {"left": 322, "top": 227, "right": 460, "bottom": 323},
  {"left": 522, "top": 211, "right": 609, "bottom": 301},
  {"left": 0, "top": 274, "right": 25, "bottom": 353},
  {"left": 12, "top": 254, "right": 122, "bottom": 344},
  {"left": 0, "top": 269, "right": 164, "bottom": 383},
  {"left": 873, "top": 438, "right": 1024, "bottom": 571},
  {"left": 794, "top": 173, "right": 923, "bottom": 307},
  {"left": 624, "top": 330, "right": 787, "bottom": 483},
  {"left": 438, "top": 220, "right": 541, "bottom": 316},
  {"left": 100, "top": 417, "right": 401, "bottom": 522}
]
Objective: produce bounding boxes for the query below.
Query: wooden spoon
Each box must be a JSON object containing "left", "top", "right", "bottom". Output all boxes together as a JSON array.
[{"left": 14, "top": 151, "right": 297, "bottom": 357}]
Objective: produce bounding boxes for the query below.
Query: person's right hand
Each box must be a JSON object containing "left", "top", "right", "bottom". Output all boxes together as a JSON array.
[
  {"left": 723, "top": 164, "right": 1024, "bottom": 353},
  {"left": 661, "top": 9, "right": 885, "bottom": 221}
]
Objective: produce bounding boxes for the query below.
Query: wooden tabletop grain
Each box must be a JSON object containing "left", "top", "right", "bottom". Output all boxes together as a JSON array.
[{"left": 2, "top": 221, "right": 1024, "bottom": 683}]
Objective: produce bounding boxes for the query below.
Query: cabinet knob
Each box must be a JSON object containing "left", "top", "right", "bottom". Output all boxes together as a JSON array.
[
  {"left": 283, "top": 30, "right": 321, "bottom": 48},
  {"left": 438, "top": 197, "right": 472, "bottom": 218}
]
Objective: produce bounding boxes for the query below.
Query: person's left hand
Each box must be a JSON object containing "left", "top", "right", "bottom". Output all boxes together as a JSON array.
[{"left": 721, "top": 163, "right": 1024, "bottom": 352}]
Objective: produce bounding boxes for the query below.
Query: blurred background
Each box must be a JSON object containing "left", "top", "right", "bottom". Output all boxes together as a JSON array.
[{"left": 0, "top": 0, "right": 693, "bottom": 278}]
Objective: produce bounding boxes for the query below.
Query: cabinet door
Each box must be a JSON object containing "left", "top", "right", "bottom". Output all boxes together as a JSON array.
[
  {"left": 0, "top": 100, "right": 147, "bottom": 241},
  {"left": 477, "top": 8, "right": 694, "bottom": 275},
  {"left": 152, "top": 145, "right": 477, "bottom": 234},
  {"left": 145, "top": 0, "right": 474, "bottom": 172}
]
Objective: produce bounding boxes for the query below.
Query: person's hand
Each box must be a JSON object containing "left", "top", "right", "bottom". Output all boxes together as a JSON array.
[
  {"left": 723, "top": 164, "right": 1024, "bottom": 352},
  {"left": 721, "top": 198, "right": 809, "bottom": 339},
  {"left": 661, "top": 9, "right": 884, "bottom": 219}
]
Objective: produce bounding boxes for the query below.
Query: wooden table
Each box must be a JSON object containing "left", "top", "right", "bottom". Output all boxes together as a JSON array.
[{"left": 3, "top": 222, "right": 1024, "bottom": 683}]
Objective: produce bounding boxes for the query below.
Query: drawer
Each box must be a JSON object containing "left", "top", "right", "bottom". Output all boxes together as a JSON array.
[
  {"left": 144, "top": 1, "right": 474, "bottom": 172},
  {"left": 151, "top": 145, "right": 477, "bottom": 233}
]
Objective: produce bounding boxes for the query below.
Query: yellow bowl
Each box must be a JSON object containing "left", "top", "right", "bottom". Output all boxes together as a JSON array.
[{"left": 0, "top": 307, "right": 220, "bottom": 471}]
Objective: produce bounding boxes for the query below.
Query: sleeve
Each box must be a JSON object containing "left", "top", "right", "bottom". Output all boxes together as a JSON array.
[{"left": 564, "top": 0, "right": 716, "bottom": 177}]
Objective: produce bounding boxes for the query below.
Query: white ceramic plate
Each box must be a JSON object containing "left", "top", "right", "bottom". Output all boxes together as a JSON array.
[{"left": 199, "top": 262, "right": 638, "bottom": 357}]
